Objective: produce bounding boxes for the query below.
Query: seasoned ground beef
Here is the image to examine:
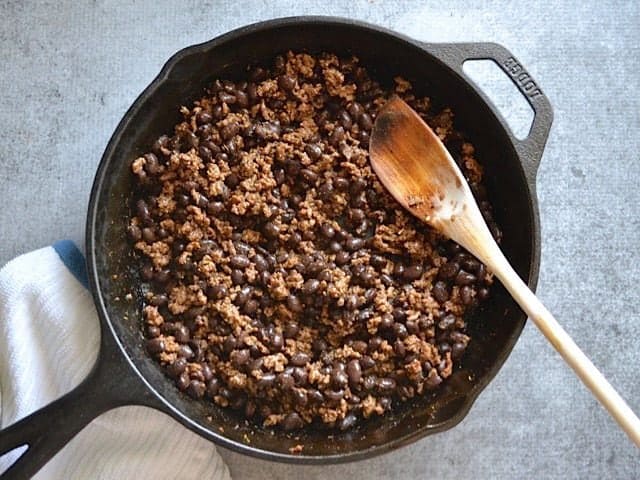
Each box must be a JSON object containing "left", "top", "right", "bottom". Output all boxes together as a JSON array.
[{"left": 127, "top": 51, "right": 501, "bottom": 432}]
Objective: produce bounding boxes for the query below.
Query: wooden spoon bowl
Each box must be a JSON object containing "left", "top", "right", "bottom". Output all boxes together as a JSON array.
[{"left": 370, "top": 96, "right": 640, "bottom": 447}]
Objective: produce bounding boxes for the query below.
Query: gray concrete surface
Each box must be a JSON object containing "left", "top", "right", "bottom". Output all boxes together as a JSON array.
[{"left": 1, "top": 0, "right": 639, "bottom": 478}]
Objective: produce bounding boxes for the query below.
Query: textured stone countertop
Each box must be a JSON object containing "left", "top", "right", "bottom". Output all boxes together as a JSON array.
[{"left": 1, "top": 1, "right": 638, "bottom": 478}]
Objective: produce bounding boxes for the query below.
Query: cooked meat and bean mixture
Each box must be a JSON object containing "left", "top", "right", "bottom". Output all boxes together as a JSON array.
[{"left": 127, "top": 52, "right": 501, "bottom": 432}]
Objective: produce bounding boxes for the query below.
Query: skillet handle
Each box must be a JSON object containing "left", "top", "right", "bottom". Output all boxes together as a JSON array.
[
  {"left": 422, "top": 42, "right": 553, "bottom": 184},
  {"left": 0, "top": 331, "right": 160, "bottom": 479}
]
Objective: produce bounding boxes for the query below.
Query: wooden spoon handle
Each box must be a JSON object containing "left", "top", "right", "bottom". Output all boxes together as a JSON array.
[{"left": 486, "top": 246, "right": 640, "bottom": 447}]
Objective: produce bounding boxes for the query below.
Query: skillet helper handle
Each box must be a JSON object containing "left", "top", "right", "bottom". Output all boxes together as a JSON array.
[
  {"left": 423, "top": 42, "right": 553, "bottom": 181},
  {"left": 0, "top": 335, "right": 157, "bottom": 479}
]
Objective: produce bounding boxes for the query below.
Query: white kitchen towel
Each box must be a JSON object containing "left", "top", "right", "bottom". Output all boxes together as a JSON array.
[{"left": 0, "top": 241, "right": 231, "bottom": 480}]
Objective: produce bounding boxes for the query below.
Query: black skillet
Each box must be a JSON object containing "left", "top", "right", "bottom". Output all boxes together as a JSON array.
[{"left": 0, "top": 17, "right": 552, "bottom": 479}]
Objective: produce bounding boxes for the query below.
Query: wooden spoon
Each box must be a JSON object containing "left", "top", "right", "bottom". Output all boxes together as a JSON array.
[{"left": 369, "top": 96, "right": 640, "bottom": 447}]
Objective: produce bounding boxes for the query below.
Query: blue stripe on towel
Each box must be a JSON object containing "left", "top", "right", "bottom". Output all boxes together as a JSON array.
[{"left": 52, "top": 240, "right": 89, "bottom": 289}]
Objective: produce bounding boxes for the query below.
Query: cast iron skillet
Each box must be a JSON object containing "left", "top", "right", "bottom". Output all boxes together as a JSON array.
[{"left": 0, "top": 17, "right": 552, "bottom": 479}]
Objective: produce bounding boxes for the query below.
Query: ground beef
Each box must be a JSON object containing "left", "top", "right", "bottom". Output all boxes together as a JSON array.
[{"left": 127, "top": 51, "right": 501, "bottom": 432}]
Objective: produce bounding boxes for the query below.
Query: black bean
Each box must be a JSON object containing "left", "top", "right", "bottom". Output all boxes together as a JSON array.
[
  {"left": 455, "top": 270, "right": 477, "bottom": 286},
  {"left": 154, "top": 269, "right": 171, "bottom": 283},
  {"left": 136, "top": 199, "right": 152, "bottom": 225},
  {"left": 324, "top": 389, "right": 344, "bottom": 402},
  {"left": 278, "top": 74, "right": 296, "bottom": 91},
  {"left": 126, "top": 224, "right": 142, "bottom": 242},
  {"left": 291, "top": 388, "right": 308, "bottom": 406},
  {"left": 270, "top": 332, "right": 284, "bottom": 352},
  {"left": 144, "top": 153, "right": 161, "bottom": 175},
  {"left": 439, "top": 261, "right": 460, "bottom": 280},
  {"left": 425, "top": 370, "right": 443, "bottom": 389},
  {"left": 282, "top": 412, "right": 304, "bottom": 431},
  {"left": 207, "top": 200, "right": 224, "bottom": 216},
  {"left": 369, "top": 254, "right": 385, "bottom": 269},
  {"left": 244, "top": 299, "right": 259, "bottom": 314},
  {"left": 283, "top": 322, "right": 299, "bottom": 339},
  {"left": 368, "top": 337, "right": 384, "bottom": 354},
  {"left": 284, "top": 366, "right": 303, "bottom": 386},
  {"left": 393, "top": 339, "right": 406, "bottom": 357},
  {"left": 363, "top": 375, "right": 376, "bottom": 390},
  {"left": 432, "top": 281, "right": 449, "bottom": 303},
  {"left": 299, "top": 274, "right": 320, "bottom": 293},
  {"left": 231, "top": 270, "right": 244, "bottom": 285},
  {"left": 346, "top": 359, "right": 362, "bottom": 385},
  {"left": 146, "top": 325, "right": 160, "bottom": 338},
  {"left": 337, "top": 413, "right": 357, "bottom": 431},
  {"left": 478, "top": 287, "right": 490, "bottom": 300},
  {"left": 438, "top": 313, "right": 456, "bottom": 330},
  {"left": 334, "top": 177, "right": 349, "bottom": 190},
  {"left": 377, "top": 377, "right": 397, "bottom": 393},
  {"left": 187, "top": 380, "right": 206, "bottom": 399},
  {"left": 140, "top": 264, "right": 154, "bottom": 282},
  {"left": 176, "top": 372, "right": 190, "bottom": 391},
  {"left": 359, "top": 112, "right": 373, "bottom": 130},
  {"left": 406, "top": 318, "right": 419, "bottom": 334},
  {"left": 393, "top": 263, "right": 405, "bottom": 277},
  {"left": 288, "top": 232, "right": 302, "bottom": 246},
  {"left": 300, "top": 168, "right": 319, "bottom": 184},
  {"left": 257, "top": 372, "right": 276, "bottom": 389},
  {"left": 342, "top": 294, "right": 357, "bottom": 311},
  {"left": 146, "top": 338, "right": 165, "bottom": 354},
  {"left": 287, "top": 295, "right": 303, "bottom": 313},
  {"left": 199, "top": 363, "right": 213, "bottom": 382},
  {"left": 345, "top": 237, "right": 365, "bottom": 251},
  {"left": 460, "top": 286, "right": 474, "bottom": 305},
  {"left": 167, "top": 358, "right": 187, "bottom": 378},
  {"left": 350, "top": 179, "right": 367, "bottom": 196},
  {"left": 461, "top": 257, "right": 481, "bottom": 273},
  {"left": 229, "top": 254, "right": 250, "bottom": 269},
  {"left": 313, "top": 338, "right": 328, "bottom": 354},
  {"left": 335, "top": 251, "right": 351, "bottom": 265},
  {"left": 403, "top": 264, "right": 423, "bottom": 281},
  {"left": 277, "top": 372, "right": 295, "bottom": 390},
  {"left": 178, "top": 344, "right": 194, "bottom": 360},
  {"left": 349, "top": 208, "right": 365, "bottom": 223},
  {"left": 235, "top": 287, "right": 252, "bottom": 306},
  {"left": 452, "top": 342, "right": 466, "bottom": 359},
  {"left": 393, "top": 322, "right": 408, "bottom": 339},
  {"left": 336, "top": 109, "right": 352, "bottom": 130},
  {"left": 358, "top": 308, "right": 373, "bottom": 323},
  {"left": 329, "top": 126, "right": 345, "bottom": 145},
  {"left": 350, "top": 341, "right": 367, "bottom": 355},
  {"left": 218, "top": 91, "right": 236, "bottom": 104},
  {"left": 149, "top": 293, "right": 167, "bottom": 308},
  {"left": 174, "top": 325, "right": 190, "bottom": 343},
  {"left": 225, "top": 172, "right": 240, "bottom": 189},
  {"left": 358, "top": 130, "right": 369, "bottom": 146},
  {"left": 290, "top": 352, "right": 311, "bottom": 367},
  {"left": 207, "top": 285, "right": 227, "bottom": 300},
  {"left": 231, "top": 349, "right": 251, "bottom": 368},
  {"left": 152, "top": 134, "right": 171, "bottom": 155},
  {"left": 263, "top": 222, "right": 279, "bottom": 239},
  {"left": 305, "top": 143, "right": 322, "bottom": 160},
  {"left": 331, "top": 367, "right": 349, "bottom": 389},
  {"left": 207, "top": 377, "right": 220, "bottom": 398},
  {"left": 371, "top": 274, "right": 389, "bottom": 288},
  {"left": 376, "top": 313, "right": 393, "bottom": 331},
  {"left": 347, "top": 102, "right": 364, "bottom": 119},
  {"left": 223, "top": 335, "right": 237, "bottom": 354},
  {"left": 196, "top": 110, "right": 213, "bottom": 125},
  {"left": 307, "top": 389, "right": 324, "bottom": 404}
]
